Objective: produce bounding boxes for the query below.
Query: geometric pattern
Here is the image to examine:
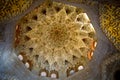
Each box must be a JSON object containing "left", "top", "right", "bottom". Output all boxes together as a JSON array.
[
  {"left": 99, "top": 3, "right": 120, "bottom": 51},
  {"left": 15, "top": 1, "right": 97, "bottom": 79},
  {"left": 0, "top": 0, "right": 33, "bottom": 22}
]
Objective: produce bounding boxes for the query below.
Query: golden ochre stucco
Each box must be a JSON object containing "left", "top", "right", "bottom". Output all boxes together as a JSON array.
[
  {"left": 99, "top": 3, "right": 120, "bottom": 50},
  {"left": 0, "top": 0, "right": 33, "bottom": 22}
]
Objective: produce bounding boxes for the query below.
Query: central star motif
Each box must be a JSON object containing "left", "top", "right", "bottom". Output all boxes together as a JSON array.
[{"left": 44, "top": 23, "right": 70, "bottom": 49}]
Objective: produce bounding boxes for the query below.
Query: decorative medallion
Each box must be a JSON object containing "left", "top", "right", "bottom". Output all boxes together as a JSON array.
[{"left": 15, "top": 1, "right": 97, "bottom": 79}]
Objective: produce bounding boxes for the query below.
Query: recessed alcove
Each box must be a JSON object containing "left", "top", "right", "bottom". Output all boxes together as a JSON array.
[{"left": 114, "top": 69, "right": 120, "bottom": 80}]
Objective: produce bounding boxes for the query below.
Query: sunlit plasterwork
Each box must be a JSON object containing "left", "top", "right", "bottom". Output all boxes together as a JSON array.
[{"left": 15, "top": 1, "right": 97, "bottom": 79}]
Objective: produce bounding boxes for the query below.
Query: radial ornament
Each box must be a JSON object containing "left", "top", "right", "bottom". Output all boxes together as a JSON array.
[{"left": 15, "top": 1, "right": 97, "bottom": 78}]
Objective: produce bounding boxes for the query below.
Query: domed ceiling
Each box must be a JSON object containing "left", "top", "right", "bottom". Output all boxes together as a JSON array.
[
  {"left": 15, "top": 1, "right": 97, "bottom": 79},
  {"left": 0, "top": 0, "right": 119, "bottom": 80}
]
